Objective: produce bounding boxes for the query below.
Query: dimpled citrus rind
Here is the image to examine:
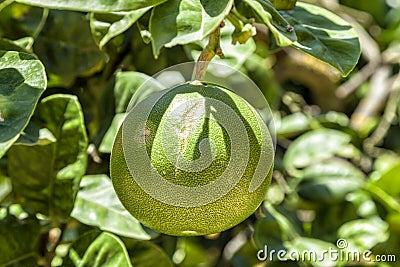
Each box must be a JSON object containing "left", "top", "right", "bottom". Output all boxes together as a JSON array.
[
  {"left": 146, "top": 86, "right": 232, "bottom": 187},
  {"left": 110, "top": 83, "right": 274, "bottom": 236}
]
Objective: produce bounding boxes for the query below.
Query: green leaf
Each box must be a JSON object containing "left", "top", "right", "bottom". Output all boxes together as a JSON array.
[
  {"left": 283, "top": 129, "right": 352, "bottom": 170},
  {"left": 71, "top": 175, "right": 157, "bottom": 240},
  {"left": 95, "top": 71, "right": 158, "bottom": 149},
  {"left": 15, "top": 121, "right": 56, "bottom": 146},
  {"left": 276, "top": 112, "right": 310, "bottom": 137},
  {"left": 254, "top": 215, "right": 287, "bottom": 253},
  {"left": 311, "top": 201, "right": 359, "bottom": 241},
  {"left": 255, "top": 203, "right": 302, "bottom": 251},
  {"left": 346, "top": 190, "right": 378, "bottom": 218},
  {"left": 0, "top": 176, "right": 11, "bottom": 203},
  {"left": 231, "top": 241, "right": 261, "bottom": 267},
  {"left": 99, "top": 114, "right": 124, "bottom": 153},
  {"left": 295, "top": 159, "right": 365, "bottom": 204},
  {"left": 0, "top": 3, "right": 45, "bottom": 40},
  {"left": 338, "top": 217, "right": 389, "bottom": 251},
  {"left": 90, "top": 8, "right": 151, "bottom": 49},
  {"left": 15, "top": 0, "right": 167, "bottom": 12},
  {"left": 0, "top": 38, "right": 31, "bottom": 53},
  {"left": 270, "top": 0, "right": 297, "bottom": 10},
  {"left": 126, "top": 240, "right": 174, "bottom": 267},
  {"left": 66, "top": 231, "right": 132, "bottom": 267},
  {"left": 301, "top": 158, "right": 365, "bottom": 181},
  {"left": 242, "top": 0, "right": 297, "bottom": 46},
  {"left": 150, "top": 0, "right": 233, "bottom": 58},
  {"left": 113, "top": 72, "right": 156, "bottom": 113},
  {"left": 0, "top": 136, "right": 19, "bottom": 160},
  {"left": 373, "top": 153, "right": 400, "bottom": 174},
  {"left": 372, "top": 162, "right": 400, "bottom": 197},
  {"left": 7, "top": 94, "right": 88, "bottom": 221},
  {"left": 281, "top": 2, "right": 361, "bottom": 76},
  {"left": 97, "top": 71, "right": 154, "bottom": 120},
  {"left": 174, "top": 238, "right": 211, "bottom": 267},
  {"left": 0, "top": 214, "right": 40, "bottom": 266},
  {"left": 297, "top": 176, "right": 364, "bottom": 205},
  {"left": 33, "top": 10, "right": 105, "bottom": 86},
  {"left": 0, "top": 50, "right": 46, "bottom": 158}
]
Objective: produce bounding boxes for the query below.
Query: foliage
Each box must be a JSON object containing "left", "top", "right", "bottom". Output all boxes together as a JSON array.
[{"left": 0, "top": 0, "right": 399, "bottom": 266}]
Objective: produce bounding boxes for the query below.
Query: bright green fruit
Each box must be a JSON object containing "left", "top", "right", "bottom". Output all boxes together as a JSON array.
[{"left": 111, "top": 82, "right": 274, "bottom": 236}]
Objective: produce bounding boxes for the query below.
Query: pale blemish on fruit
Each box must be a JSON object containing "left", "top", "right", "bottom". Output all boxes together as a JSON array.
[{"left": 137, "top": 124, "right": 154, "bottom": 145}]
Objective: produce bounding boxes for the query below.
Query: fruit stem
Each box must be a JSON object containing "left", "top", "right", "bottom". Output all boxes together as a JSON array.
[
  {"left": 226, "top": 13, "right": 243, "bottom": 32},
  {"left": 192, "top": 22, "right": 225, "bottom": 81}
]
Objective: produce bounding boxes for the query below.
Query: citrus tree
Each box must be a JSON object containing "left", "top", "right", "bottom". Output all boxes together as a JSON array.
[{"left": 1, "top": 0, "right": 400, "bottom": 266}]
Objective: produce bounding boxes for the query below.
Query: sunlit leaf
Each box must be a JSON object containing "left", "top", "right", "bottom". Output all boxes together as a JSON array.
[
  {"left": 72, "top": 175, "right": 157, "bottom": 240},
  {"left": 0, "top": 38, "right": 31, "bottom": 53},
  {"left": 15, "top": 0, "right": 167, "bottom": 12},
  {"left": 372, "top": 162, "right": 400, "bottom": 197},
  {"left": 90, "top": 7, "right": 151, "bottom": 49},
  {"left": 243, "top": 0, "right": 297, "bottom": 46},
  {"left": 15, "top": 121, "right": 56, "bottom": 146},
  {"left": 338, "top": 217, "right": 389, "bottom": 251},
  {"left": 281, "top": 2, "right": 361, "bottom": 76},
  {"left": 150, "top": 0, "right": 233, "bottom": 57},
  {"left": 283, "top": 129, "right": 352, "bottom": 170},
  {"left": 276, "top": 112, "right": 310, "bottom": 137},
  {"left": 0, "top": 176, "right": 11, "bottom": 203},
  {"left": 0, "top": 50, "right": 46, "bottom": 158}
]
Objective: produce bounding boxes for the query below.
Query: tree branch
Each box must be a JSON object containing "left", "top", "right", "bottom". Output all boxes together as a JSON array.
[{"left": 192, "top": 22, "right": 225, "bottom": 81}]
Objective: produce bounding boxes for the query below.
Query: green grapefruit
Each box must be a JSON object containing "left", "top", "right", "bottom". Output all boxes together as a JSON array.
[{"left": 111, "top": 81, "right": 274, "bottom": 236}]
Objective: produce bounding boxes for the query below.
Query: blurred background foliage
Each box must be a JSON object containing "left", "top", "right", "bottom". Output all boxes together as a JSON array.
[{"left": 0, "top": 0, "right": 400, "bottom": 266}]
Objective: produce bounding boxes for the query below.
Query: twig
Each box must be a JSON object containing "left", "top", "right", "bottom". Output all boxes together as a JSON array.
[
  {"left": 30, "top": 8, "right": 49, "bottom": 49},
  {"left": 336, "top": 17, "right": 381, "bottom": 98},
  {"left": 350, "top": 66, "right": 391, "bottom": 131},
  {"left": 364, "top": 74, "right": 400, "bottom": 156},
  {"left": 192, "top": 22, "right": 225, "bottom": 81},
  {"left": 336, "top": 61, "right": 379, "bottom": 98}
]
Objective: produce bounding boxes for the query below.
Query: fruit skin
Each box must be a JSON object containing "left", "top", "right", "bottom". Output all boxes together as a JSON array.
[{"left": 111, "top": 82, "right": 273, "bottom": 236}]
